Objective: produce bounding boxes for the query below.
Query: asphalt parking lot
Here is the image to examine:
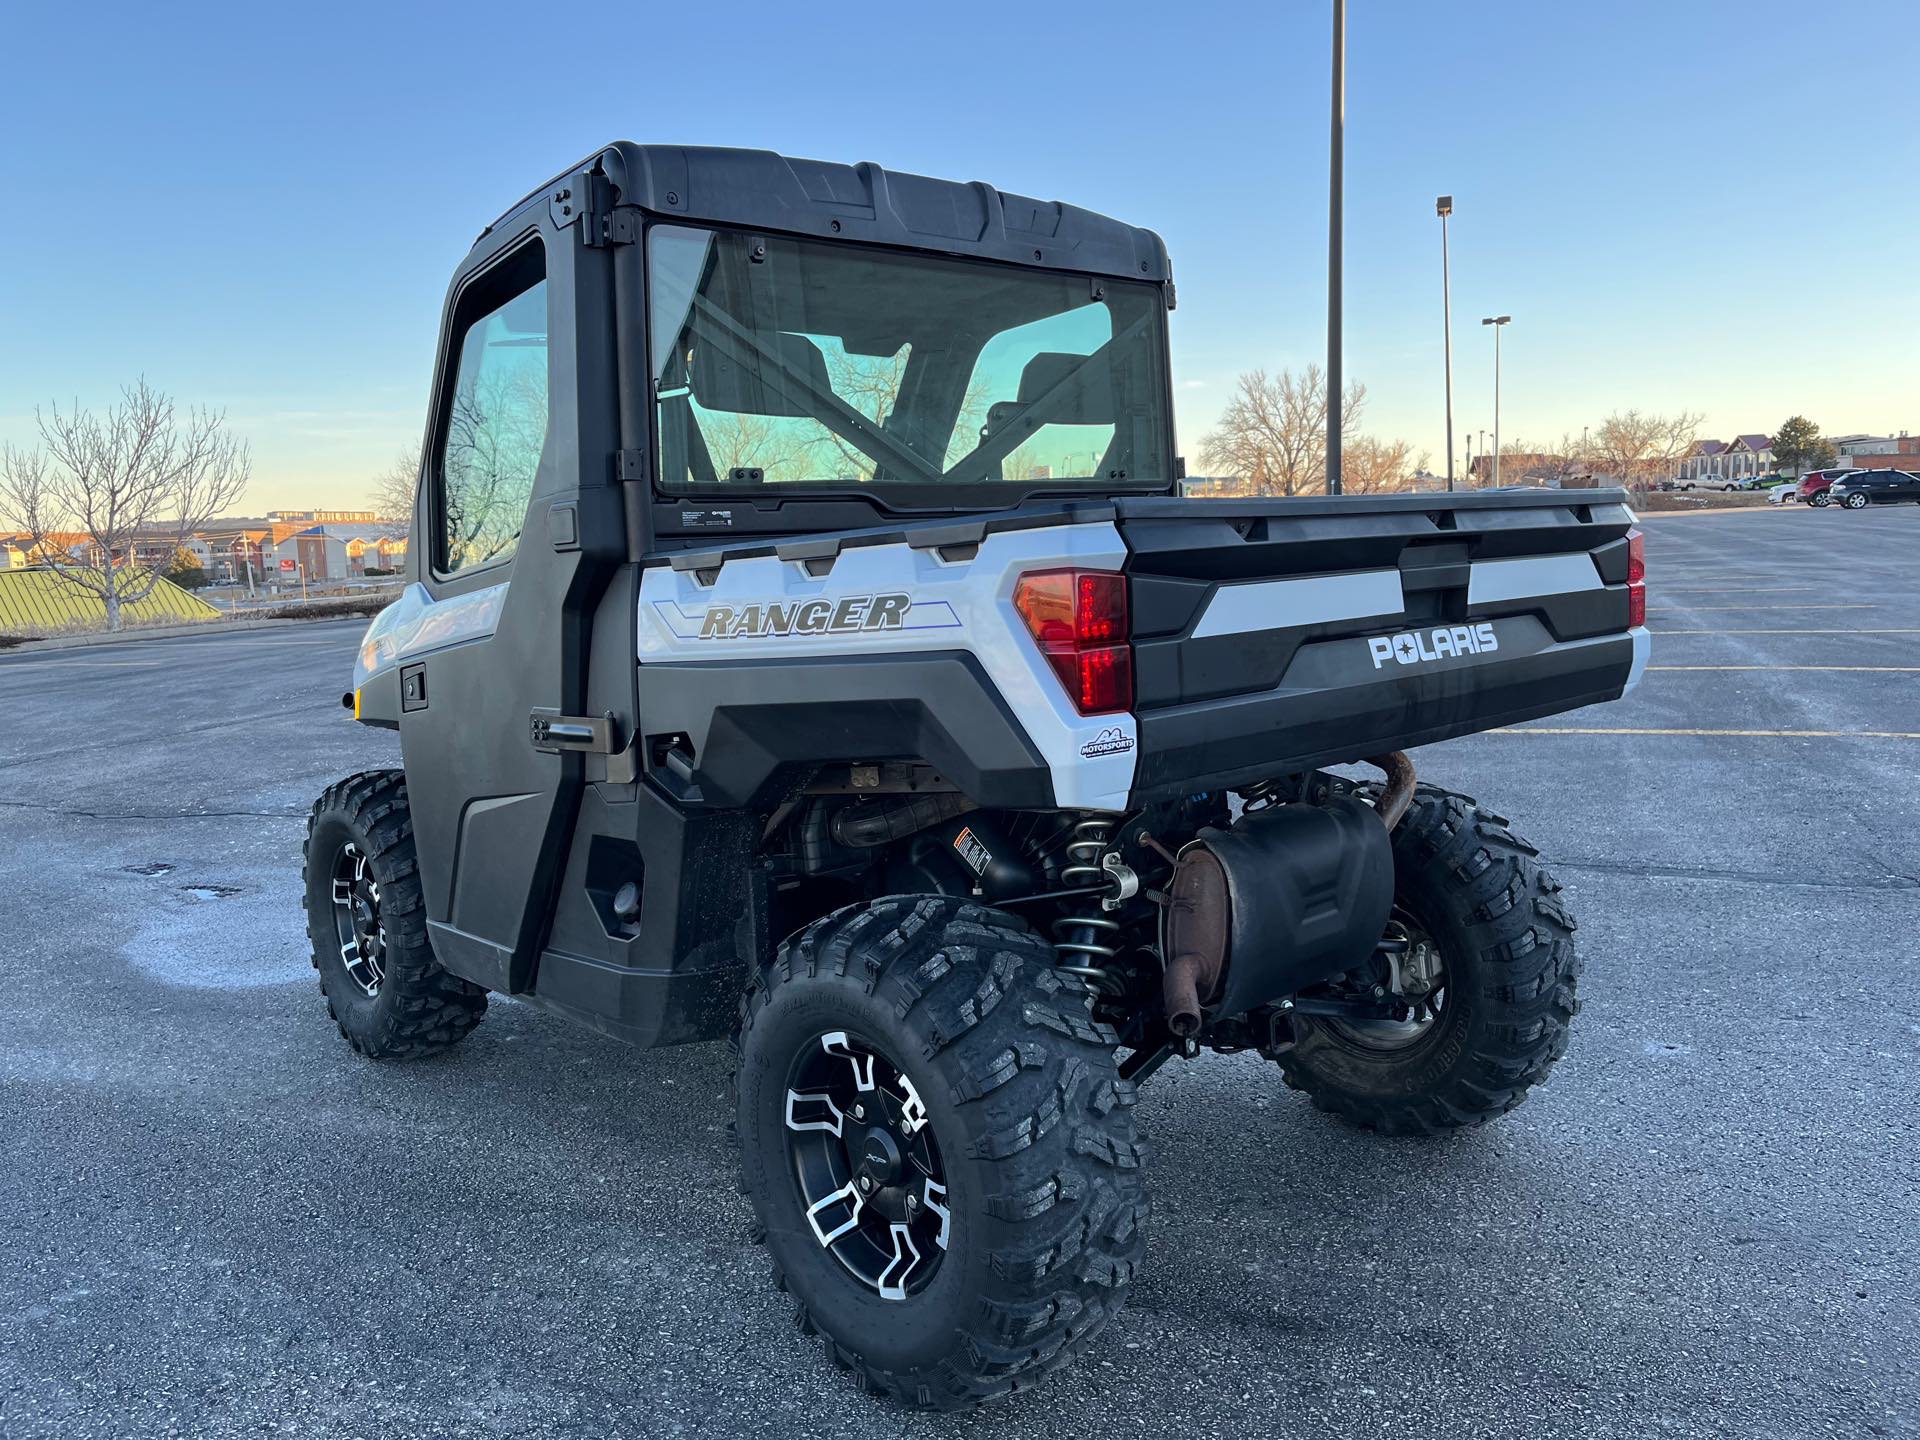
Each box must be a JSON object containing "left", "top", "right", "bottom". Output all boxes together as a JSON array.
[{"left": 2, "top": 506, "right": 1915, "bottom": 1439}]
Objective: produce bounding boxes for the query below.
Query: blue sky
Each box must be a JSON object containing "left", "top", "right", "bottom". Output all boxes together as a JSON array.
[{"left": 3, "top": 0, "right": 1915, "bottom": 509}]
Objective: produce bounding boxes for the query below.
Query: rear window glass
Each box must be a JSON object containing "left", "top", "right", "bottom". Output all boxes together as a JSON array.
[{"left": 648, "top": 224, "right": 1171, "bottom": 494}]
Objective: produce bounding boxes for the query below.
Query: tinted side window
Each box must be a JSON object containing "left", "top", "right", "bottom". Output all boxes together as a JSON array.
[{"left": 438, "top": 250, "right": 549, "bottom": 575}]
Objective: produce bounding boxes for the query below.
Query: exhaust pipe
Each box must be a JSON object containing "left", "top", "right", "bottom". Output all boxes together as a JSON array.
[
  {"left": 1161, "top": 848, "right": 1228, "bottom": 1039},
  {"left": 1364, "top": 751, "right": 1416, "bottom": 832}
]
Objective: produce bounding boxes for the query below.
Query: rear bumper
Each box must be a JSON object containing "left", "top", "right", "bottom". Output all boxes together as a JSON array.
[
  {"left": 1131, "top": 628, "right": 1636, "bottom": 803},
  {"left": 1626, "top": 624, "right": 1650, "bottom": 693}
]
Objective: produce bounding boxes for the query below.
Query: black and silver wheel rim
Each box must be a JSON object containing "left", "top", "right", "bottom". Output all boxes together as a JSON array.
[
  {"left": 784, "top": 1030, "right": 952, "bottom": 1301},
  {"left": 329, "top": 842, "right": 386, "bottom": 997},
  {"left": 1324, "top": 910, "right": 1450, "bottom": 1053}
]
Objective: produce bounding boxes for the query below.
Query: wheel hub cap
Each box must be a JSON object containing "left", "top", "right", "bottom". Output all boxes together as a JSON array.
[
  {"left": 783, "top": 1030, "right": 951, "bottom": 1300},
  {"left": 330, "top": 842, "right": 386, "bottom": 997},
  {"left": 856, "top": 1127, "right": 905, "bottom": 1188}
]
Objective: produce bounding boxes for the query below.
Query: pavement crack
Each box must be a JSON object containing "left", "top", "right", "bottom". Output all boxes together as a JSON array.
[
  {"left": 1549, "top": 855, "right": 1920, "bottom": 892},
  {"left": 0, "top": 798, "right": 304, "bottom": 822}
]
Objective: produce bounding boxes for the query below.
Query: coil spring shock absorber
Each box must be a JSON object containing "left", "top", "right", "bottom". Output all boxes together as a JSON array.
[{"left": 1050, "top": 816, "right": 1127, "bottom": 996}]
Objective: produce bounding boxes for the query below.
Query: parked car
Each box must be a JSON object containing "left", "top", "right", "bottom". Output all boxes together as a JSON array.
[
  {"left": 1736, "top": 474, "right": 1782, "bottom": 492},
  {"left": 1767, "top": 481, "right": 1800, "bottom": 505},
  {"left": 1678, "top": 476, "right": 1744, "bottom": 492},
  {"left": 1829, "top": 469, "right": 1920, "bottom": 509},
  {"left": 1797, "top": 469, "right": 1858, "bottom": 507}
]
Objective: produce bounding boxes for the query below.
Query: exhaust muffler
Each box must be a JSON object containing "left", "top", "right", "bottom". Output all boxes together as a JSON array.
[{"left": 1161, "top": 757, "right": 1408, "bottom": 1038}]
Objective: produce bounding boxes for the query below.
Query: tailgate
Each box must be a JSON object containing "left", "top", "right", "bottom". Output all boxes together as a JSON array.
[{"left": 1115, "top": 490, "right": 1648, "bottom": 801}]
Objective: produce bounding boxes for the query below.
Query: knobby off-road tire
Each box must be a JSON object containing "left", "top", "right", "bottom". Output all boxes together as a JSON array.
[
  {"left": 1276, "top": 786, "right": 1580, "bottom": 1135},
  {"left": 732, "top": 896, "right": 1149, "bottom": 1410},
  {"left": 302, "top": 770, "right": 486, "bottom": 1058}
]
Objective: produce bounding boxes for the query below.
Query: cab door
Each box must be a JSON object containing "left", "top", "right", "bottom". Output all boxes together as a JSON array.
[{"left": 396, "top": 212, "right": 628, "bottom": 995}]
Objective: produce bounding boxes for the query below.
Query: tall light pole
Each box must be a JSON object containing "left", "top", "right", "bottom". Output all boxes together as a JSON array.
[
  {"left": 1326, "top": 0, "right": 1346, "bottom": 494},
  {"left": 1481, "top": 315, "right": 1511, "bottom": 486},
  {"left": 1437, "top": 195, "right": 1455, "bottom": 490}
]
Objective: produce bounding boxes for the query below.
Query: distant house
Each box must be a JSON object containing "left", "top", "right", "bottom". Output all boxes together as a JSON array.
[
  {"left": 0, "top": 531, "right": 93, "bottom": 569},
  {"left": 1827, "top": 432, "right": 1918, "bottom": 471},
  {"left": 260, "top": 520, "right": 407, "bottom": 582},
  {"left": 195, "top": 527, "right": 272, "bottom": 583},
  {"left": 275, "top": 525, "right": 349, "bottom": 583},
  {"left": 1829, "top": 433, "right": 1893, "bottom": 458},
  {"left": 1676, "top": 440, "right": 1729, "bottom": 483},
  {"left": 1675, "top": 434, "right": 1773, "bottom": 483},
  {"left": 343, "top": 533, "right": 408, "bottom": 575},
  {"left": 1725, "top": 433, "right": 1774, "bottom": 478}
]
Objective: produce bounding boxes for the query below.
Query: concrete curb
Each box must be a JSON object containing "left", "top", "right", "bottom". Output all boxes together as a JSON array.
[{"left": 3, "top": 614, "right": 364, "bottom": 654}]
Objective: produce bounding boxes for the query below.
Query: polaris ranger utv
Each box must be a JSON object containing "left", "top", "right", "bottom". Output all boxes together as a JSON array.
[{"left": 307, "top": 143, "right": 1649, "bottom": 1409}]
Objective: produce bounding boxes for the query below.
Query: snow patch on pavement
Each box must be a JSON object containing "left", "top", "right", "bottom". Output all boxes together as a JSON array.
[{"left": 120, "top": 882, "right": 310, "bottom": 989}]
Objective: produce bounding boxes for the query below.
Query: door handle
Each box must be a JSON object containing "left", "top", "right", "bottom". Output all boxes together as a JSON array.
[{"left": 529, "top": 709, "right": 619, "bottom": 754}]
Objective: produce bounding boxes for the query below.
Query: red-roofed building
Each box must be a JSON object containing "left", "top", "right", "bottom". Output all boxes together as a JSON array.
[{"left": 1676, "top": 434, "right": 1774, "bottom": 484}]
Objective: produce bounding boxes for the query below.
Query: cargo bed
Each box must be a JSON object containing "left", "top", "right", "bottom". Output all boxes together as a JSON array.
[{"left": 1113, "top": 488, "right": 1647, "bottom": 799}]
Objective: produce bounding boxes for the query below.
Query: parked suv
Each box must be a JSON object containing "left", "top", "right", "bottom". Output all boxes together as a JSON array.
[
  {"left": 1798, "top": 469, "right": 1858, "bottom": 507},
  {"left": 1829, "top": 469, "right": 1920, "bottom": 508}
]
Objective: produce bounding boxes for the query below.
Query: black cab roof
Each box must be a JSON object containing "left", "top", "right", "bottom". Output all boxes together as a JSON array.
[{"left": 480, "top": 142, "right": 1171, "bottom": 288}]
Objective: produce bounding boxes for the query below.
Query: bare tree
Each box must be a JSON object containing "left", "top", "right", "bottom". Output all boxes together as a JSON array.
[
  {"left": 1496, "top": 434, "right": 1589, "bottom": 487},
  {"left": 790, "top": 345, "right": 991, "bottom": 483},
  {"left": 703, "top": 411, "right": 801, "bottom": 479},
  {"left": 1644, "top": 410, "right": 1706, "bottom": 483},
  {"left": 1002, "top": 442, "right": 1048, "bottom": 482},
  {"left": 442, "top": 364, "right": 547, "bottom": 571},
  {"left": 1198, "top": 364, "right": 1365, "bottom": 496},
  {"left": 1340, "top": 436, "right": 1431, "bottom": 494},
  {"left": 1590, "top": 409, "right": 1704, "bottom": 489},
  {"left": 0, "top": 380, "right": 251, "bottom": 631},
  {"left": 367, "top": 447, "right": 421, "bottom": 529}
]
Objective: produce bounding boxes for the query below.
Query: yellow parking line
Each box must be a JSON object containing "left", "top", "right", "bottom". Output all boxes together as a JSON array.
[
  {"left": 1648, "top": 665, "right": 1920, "bottom": 672},
  {"left": 1648, "top": 604, "right": 1876, "bottom": 611},
  {"left": 1659, "top": 586, "right": 1822, "bottom": 593},
  {"left": 1492, "top": 727, "right": 1920, "bottom": 738},
  {"left": 1651, "top": 628, "right": 1920, "bottom": 634}
]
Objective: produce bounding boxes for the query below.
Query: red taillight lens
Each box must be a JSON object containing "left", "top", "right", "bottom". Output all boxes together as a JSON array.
[
  {"left": 1071, "top": 571, "right": 1127, "bottom": 645},
  {"left": 1626, "top": 527, "right": 1646, "bottom": 627},
  {"left": 1013, "top": 569, "right": 1133, "bottom": 715}
]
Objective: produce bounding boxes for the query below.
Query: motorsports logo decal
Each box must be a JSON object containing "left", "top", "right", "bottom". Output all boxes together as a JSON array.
[
  {"left": 1079, "top": 726, "right": 1135, "bottom": 758},
  {"left": 1367, "top": 622, "right": 1500, "bottom": 670},
  {"left": 652, "top": 591, "right": 962, "bottom": 642}
]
